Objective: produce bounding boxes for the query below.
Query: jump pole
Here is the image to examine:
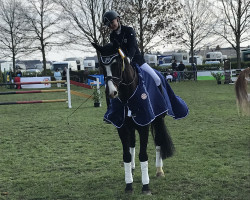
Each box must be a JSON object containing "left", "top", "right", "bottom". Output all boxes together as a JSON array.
[
  {"left": 66, "top": 68, "right": 72, "bottom": 108},
  {"left": 0, "top": 89, "right": 66, "bottom": 95},
  {"left": 0, "top": 99, "right": 67, "bottom": 105}
]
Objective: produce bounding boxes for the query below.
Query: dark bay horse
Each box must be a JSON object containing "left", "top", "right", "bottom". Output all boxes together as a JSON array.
[
  {"left": 92, "top": 42, "right": 188, "bottom": 194},
  {"left": 235, "top": 67, "right": 250, "bottom": 115}
]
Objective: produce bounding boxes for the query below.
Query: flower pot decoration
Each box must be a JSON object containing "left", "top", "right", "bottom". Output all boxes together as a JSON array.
[
  {"left": 93, "top": 87, "right": 101, "bottom": 107},
  {"left": 211, "top": 72, "right": 224, "bottom": 84}
]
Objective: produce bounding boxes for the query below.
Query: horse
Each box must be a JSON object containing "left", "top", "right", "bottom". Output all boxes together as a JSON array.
[
  {"left": 92, "top": 42, "right": 188, "bottom": 194},
  {"left": 235, "top": 67, "right": 250, "bottom": 115}
]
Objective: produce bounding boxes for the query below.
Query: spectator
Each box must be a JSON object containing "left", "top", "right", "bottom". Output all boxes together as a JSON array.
[
  {"left": 178, "top": 61, "right": 185, "bottom": 81},
  {"left": 192, "top": 63, "right": 197, "bottom": 81},
  {"left": 17, "top": 70, "right": 22, "bottom": 77},
  {"left": 62, "top": 67, "right": 67, "bottom": 80},
  {"left": 62, "top": 67, "right": 67, "bottom": 87},
  {"left": 171, "top": 60, "right": 177, "bottom": 71},
  {"left": 54, "top": 68, "right": 62, "bottom": 87},
  {"left": 172, "top": 71, "right": 178, "bottom": 82},
  {"left": 15, "top": 70, "right": 22, "bottom": 89},
  {"left": 166, "top": 73, "right": 173, "bottom": 82}
]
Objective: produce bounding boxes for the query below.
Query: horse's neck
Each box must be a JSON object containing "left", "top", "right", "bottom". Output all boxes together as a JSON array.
[{"left": 119, "top": 64, "right": 138, "bottom": 102}]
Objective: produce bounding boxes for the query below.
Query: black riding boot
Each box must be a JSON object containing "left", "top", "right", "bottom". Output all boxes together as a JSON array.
[{"left": 157, "top": 84, "right": 163, "bottom": 95}]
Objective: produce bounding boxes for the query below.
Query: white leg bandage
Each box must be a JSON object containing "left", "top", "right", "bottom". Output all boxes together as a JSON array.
[
  {"left": 140, "top": 63, "right": 161, "bottom": 86},
  {"left": 140, "top": 161, "right": 149, "bottom": 185},
  {"left": 124, "top": 162, "right": 133, "bottom": 184},
  {"left": 130, "top": 147, "right": 135, "bottom": 169},
  {"left": 156, "top": 146, "right": 163, "bottom": 167}
]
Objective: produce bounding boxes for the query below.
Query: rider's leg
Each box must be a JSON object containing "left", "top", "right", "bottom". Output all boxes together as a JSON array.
[
  {"left": 140, "top": 63, "right": 164, "bottom": 95},
  {"left": 140, "top": 63, "right": 161, "bottom": 86}
]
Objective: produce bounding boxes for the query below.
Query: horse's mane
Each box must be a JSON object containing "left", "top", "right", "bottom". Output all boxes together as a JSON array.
[{"left": 235, "top": 67, "right": 250, "bottom": 115}]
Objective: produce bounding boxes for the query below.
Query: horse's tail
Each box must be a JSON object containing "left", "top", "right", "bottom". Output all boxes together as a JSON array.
[
  {"left": 235, "top": 68, "right": 250, "bottom": 115},
  {"left": 151, "top": 116, "right": 175, "bottom": 159}
]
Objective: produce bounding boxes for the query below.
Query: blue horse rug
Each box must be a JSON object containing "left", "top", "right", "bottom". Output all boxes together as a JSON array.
[{"left": 104, "top": 66, "right": 189, "bottom": 128}]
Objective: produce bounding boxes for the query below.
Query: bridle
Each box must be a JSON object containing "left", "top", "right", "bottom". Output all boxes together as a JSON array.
[{"left": 101, "top": 51, "right": 137, "bottom": 87}]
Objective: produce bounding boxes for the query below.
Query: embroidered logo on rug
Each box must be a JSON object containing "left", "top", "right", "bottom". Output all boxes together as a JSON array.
[{"left": 141, "top": 93, "right": 147, "bottom": 100}]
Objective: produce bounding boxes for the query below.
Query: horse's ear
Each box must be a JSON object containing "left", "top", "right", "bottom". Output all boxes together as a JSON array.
[{"left": 91, "top": 43, "right": 102, "bottom": 52}]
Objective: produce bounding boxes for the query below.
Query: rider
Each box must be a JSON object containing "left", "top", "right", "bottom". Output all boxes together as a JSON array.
[{"left": 102, "top": 10, "right": 162, "bottom": 91}]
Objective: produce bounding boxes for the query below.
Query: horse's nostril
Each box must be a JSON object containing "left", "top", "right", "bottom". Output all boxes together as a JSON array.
[{"left": 114, "top": 91, "right": 118, "bottom": 96}]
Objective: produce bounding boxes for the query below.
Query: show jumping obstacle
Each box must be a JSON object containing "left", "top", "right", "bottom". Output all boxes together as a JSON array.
[{"left": 0, "top": 69, "right": 72, "bottom": 108}]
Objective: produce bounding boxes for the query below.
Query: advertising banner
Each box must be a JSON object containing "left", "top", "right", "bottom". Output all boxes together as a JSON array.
[{"left": 20, "top": 77, "right": 51, "bottom": 88}]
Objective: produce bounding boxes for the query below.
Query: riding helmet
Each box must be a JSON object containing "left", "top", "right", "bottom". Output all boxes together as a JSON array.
[{"left": 103, "top": 10, "right": 119, "bottom": 26}]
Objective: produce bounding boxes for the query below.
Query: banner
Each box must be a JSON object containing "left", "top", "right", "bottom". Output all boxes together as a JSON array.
[{"left": 20, "top": 77, "right": 51, "bottom": 88}]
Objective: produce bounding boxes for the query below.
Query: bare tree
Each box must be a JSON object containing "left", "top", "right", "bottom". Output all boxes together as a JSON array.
[
  {"left": 215, "top": 0, "right": 250, "bottom": 68},
  {"left": 176, "top": 0, "right": 218, "bottom": 64},
  {"left": 0, "top": 0, "right": 31, "bottom": 75},
  {"left": 112, "top": 0, "right": 182, "bottom": 55},
  {"left": 24, "top": 0, "right": 66, "bottom": 74},
  {"left": 54, "top": 0, "right": 112, "bottom": 49}
]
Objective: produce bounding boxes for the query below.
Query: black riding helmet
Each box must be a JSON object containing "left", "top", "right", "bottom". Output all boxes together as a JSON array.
[{"left": 103, "top": 10, "right": 120, "bottom": 27}]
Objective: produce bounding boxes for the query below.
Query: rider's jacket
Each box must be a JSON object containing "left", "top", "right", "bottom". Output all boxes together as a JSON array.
[{"left": 110, "top": 25, "right": 145, "bottom": 66}]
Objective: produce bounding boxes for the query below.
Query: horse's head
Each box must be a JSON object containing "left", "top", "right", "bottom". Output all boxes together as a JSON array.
[{"left": 92, "top": 42, "right": 135, "bottom": 99}]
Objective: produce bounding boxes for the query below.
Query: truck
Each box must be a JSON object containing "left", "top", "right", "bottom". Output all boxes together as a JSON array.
[
  {"left": 241, "top": 49, "right": 250, "bottom": 62},
  {"left": 158, "top": 52, "right": 190, "bottom": 67},
  {"left": 144, "top": 54, "right": 157, "bottom": 67},
  {"left": 172, "top": 52, "right": 189, "bottom": 65},
  {"left": 64, "top": 57, "right": 84, "bottom": 70},
  {"left": 205, "top": 51, "right": 227, "bottom": 64},
  {"left": 83, "top": 60, "right": 95, "bottom": 70},
  {"left": 51, "top": 61, "right": 79, "bottom": 72},
  {"left": 0, "top": 61, "right": 13, "bottom": 72},
  {"left": 189, "top": 55, "right": 203, "bottom": 65}
]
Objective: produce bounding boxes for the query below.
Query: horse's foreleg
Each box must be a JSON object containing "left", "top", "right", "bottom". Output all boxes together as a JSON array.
[
  {"left": 129, "top": 129, "right": 136, "bottom": 172},
  {"left": 138, "top": 126, "right": 151, "bottom": 195},
  {"left": 118, "top": 127, "right": 133, "bottom": 193}
]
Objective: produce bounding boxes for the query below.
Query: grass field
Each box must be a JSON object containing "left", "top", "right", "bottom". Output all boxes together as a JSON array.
[{"left": 0, "top": 81, "right": 249, "bottom": 200}]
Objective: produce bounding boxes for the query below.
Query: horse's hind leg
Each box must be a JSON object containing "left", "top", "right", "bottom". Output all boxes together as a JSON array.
[
  {"left": 155, "top": 146, "right": 165, "bottom": 177},
  {"left": 118, "top": 127, "right": 133, "bottom": 193}
]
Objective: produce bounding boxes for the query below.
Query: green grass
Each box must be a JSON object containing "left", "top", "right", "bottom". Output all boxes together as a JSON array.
[{"left": 0, "top": 81, "right": 249, "bottom": 200}]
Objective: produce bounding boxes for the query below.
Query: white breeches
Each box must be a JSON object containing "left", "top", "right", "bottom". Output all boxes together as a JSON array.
[{"left": 140, "top": 63, "right": 161, "bottom": 86}]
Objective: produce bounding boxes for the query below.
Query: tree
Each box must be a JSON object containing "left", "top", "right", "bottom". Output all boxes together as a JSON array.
[
  {"left": 24, "top": 0, "right": 66, "bottom": 74},
  {"left": 0, "top": 0, "right": 31, "bottom": 75},
  {"left": 55, "top": 0, "right": 112, "bottom": 48},
  {"left": 111, "top": 0, "right": 182, "bottom": 55},
  {"left": 215, "top": 0, "right": 250, "bottom": 68},
  {"left": 54, "top": 0, "right": 115, "bottom": 72},
  {"left": 176, "top": 0, "right": 218, "bottom": 64}
]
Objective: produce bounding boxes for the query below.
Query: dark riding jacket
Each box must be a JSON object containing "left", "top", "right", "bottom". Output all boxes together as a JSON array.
[{"left": 110, "top": 25, "right": 145, "bottom": 66}]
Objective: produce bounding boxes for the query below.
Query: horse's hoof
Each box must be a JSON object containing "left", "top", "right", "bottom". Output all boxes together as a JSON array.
[
  {"left": 125, "top": 183, "right": 133, "bottom": 194},
  {"left": 156, "top": 171, "right": 165, "bottom": 177},
  {"left": 142, "top": 184, "right": 152, "bottom": 195}
]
